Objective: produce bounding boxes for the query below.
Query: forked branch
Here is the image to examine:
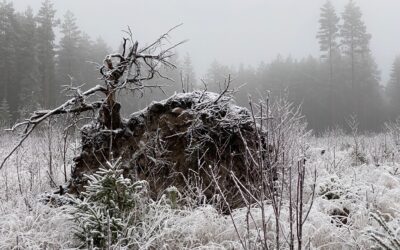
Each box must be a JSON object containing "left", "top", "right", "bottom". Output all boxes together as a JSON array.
[{"left": 0, "top": 25, "right": 185, "bottom": 170}]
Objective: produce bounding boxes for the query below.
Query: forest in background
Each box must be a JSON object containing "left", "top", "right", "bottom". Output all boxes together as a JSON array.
[{"left": 1, "top": 0, "right": 400, "bottom": 132}]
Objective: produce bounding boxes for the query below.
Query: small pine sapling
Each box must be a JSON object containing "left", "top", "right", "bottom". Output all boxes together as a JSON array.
[{"left": 70, "top": 158, "right": 150, "bottom": 248}]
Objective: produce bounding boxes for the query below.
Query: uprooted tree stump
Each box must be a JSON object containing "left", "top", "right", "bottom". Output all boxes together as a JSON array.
[
  {"left": 68, "top": 91, "right": 263, "bottom": 210},
  {"left": 1, "top": 27, "right": 271, "bottom": 211}
]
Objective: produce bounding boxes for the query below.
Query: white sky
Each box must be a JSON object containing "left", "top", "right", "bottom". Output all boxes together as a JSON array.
[{"left": 10, "top": 0, "right": 400, "bottom": 83}]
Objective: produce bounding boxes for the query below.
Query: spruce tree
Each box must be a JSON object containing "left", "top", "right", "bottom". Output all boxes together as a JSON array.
[
  {"left": 91, "top": 37, "right": 110, "bottom": 64},
  {"left": 57, "top": 10, "right": 81, "bottom": 86},
  {"left": 71, "top": 160, "right": 150, "bottom": 248},
  {"left": 16, "top": 7, "right": 41, "bottom": 111},
  {"left": 387, "top": 56, "right": 400, "bottom": 117},
  {"left": 77, "top": 32, "right": 95, "bottom": 86},
  {"left": 317, "top": 0, "right": 340, "bottom": 126},
  {"left": 36, "top": 0, "right": 58, "bottom": 108},
  {"left": 340, "top": 0, "right": 382, "bottom": 129},
  {"left": 79, "top": 36, "right": 110, "bottom": 88},
  {"left": 182, "top": 53, "right": 196, "bottom": 90},
  {"left": 0, "top": 1, "right": 18, "bottom": 120},
  {"left": 0, "top": 98, "right": 11, "bottom": 126},
  {"left": 317, "top": 1, "right": 339, "bottom": 60},
  {"left": 340, "top": 0, "right": 371, "bottom": 91}
]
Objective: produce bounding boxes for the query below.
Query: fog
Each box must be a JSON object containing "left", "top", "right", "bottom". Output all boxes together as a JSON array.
[
  {"left": 10, "top": 0, "right": 400, "bottom": 81},
  {"left": 4, "top": 2, "right": 400, "bottom": 249},
  {"left": 2, "top": 0, "right": 400, "bottom": 132}
]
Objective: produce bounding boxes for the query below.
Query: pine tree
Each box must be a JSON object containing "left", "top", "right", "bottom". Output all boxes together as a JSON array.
[
  {"left": 36, "top": 0, "right": 58, "bottom": 108},
  {"left": 0, "top": 1, "right": 18, "bottom": 120},
  {"left": 181, "top": 53, "right": 196, "bottom": 91},
  {"left": 91, "top": 37, "right": 110, "bottom": 64},
  {"left": 16, "top": 6, "right": 41, "bottom": 111},
  {"left": 317, "top": 1, "right": 340, "bottom": 61},
  {"left": 78, "top": 36, "right": 110, "bottom": 89},
  {"left": 340, "top": 0, "right": 382, "bottom": 129},
  {"left": 387, "top": 56, "right": 400, "bottom": 117},
  {"left": 57, "top": 10, "right": 81, "bottom": 86},
  {"left": 317, "top": 0, "right": 340, "bottom": 126},
  {"left": 71, "top": 160, "right": 150, "bottom": 248},
  {"left": 0, "top": 98, "right": 11, "bottom": 126},
  {"left": 77, "top": 32, "right": 95, "bottom": 86},
  {"left": 340, "top": 0, "right": 371, "bottom": 91}
]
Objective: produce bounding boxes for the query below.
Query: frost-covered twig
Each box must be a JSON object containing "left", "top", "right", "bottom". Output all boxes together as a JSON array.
[{"left": 368, "top": 211, "right": 400, "bottom": 249}]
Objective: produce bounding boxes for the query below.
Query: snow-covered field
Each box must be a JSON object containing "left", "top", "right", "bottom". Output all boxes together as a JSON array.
[{"left": 1, "top": 127, "right": 400, "bottom": 249}]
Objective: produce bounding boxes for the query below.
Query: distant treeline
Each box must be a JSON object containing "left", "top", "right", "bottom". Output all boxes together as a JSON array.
[
  {"left": 1, "top": 0, "right": 400, "bottom": 132},
  {"left": 0, "top": 0, "right": 110, "bottom": 122},
  {"left": 203, "top": 1, "right": 400, "bottom": 132}
]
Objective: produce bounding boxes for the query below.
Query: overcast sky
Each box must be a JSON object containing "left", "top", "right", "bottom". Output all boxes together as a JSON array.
[{"left": 10, "top": 0, "right": 400, "bottom": 83}]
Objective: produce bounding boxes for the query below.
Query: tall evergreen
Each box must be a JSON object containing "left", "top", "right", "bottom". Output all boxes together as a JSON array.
[
  {"left": 0, "top": 98, "right": 11, "bottom": 126},
  {"left": 340, "top": 0, "right": 382, "bottom": 129},
  {"left": 0, "top": 1, "right": 18, "bottom": 119},
  {"left": 81, "top": 36, "right": 110, "bottom": 87},
  {"left": 340, "top": 0, "right": 371, "bottom": 91},
  {"left": 317, "top": 0, "right": 340, "bottom": 125},
  {"left": 16, "top": 7, "right": 41, "bottom": 112},
  {"left": 77, "top": 32, "right": 96, "bottom": 86},
  {"left": 36, "top": 0, "right": 58, "bottom": 108},
  {"left": 387, "top": 56, "right": 400, "bottom": 117},
  {"left": 57, "top": 10, "right": 81, "bottom": 86},
  {"left": 317, "top": 1, "right": 340, "bottom": 61},
  {"left": 91, "top": 37, "right": 110, "bottom": 64},
  {"left": 181, "top": 53, "right": 196, "bottom": 90}
]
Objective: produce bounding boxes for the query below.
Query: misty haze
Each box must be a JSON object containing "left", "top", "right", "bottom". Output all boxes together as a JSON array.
[{"left": 1, "top": 0, "right": 400, "bottom": 249}]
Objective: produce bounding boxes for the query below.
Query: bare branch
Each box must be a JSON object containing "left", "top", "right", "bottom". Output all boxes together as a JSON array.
[
  {"left": 0, "top": 124, "right": 37, "bottom": 170},
  {"left": 214, "top": 74, "right": 231, "bottom": 104},
  {"left": 139, "top": 23, "right": 184, "bottom": 53},
  {"left": 2, "top": 24, "right": 185, "bottom": 171}
]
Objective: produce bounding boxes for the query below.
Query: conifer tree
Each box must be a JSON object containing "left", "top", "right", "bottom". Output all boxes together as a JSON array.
[
  {"left": 340, "top": 0, "right": 371, "bottom": 91},
  {"left": 317, "top": 0, "right": 340, "bottom": 126},
  {"left": 57, "top": 10, "right": 81, "bottom": 86},
  {"left": 77, "top": 32, "right": 95, "bottom": 86},
  {"left": 72, "top": 160, "right": 150, "bottom": 248},
  {"left": 0, "top": 98, "right": 11, "bottom": 126},
  {"left": 36, "top": 0, "right": 59, "bottom": 107},
  {"left": 16, "top": 7, "right": 41, "bottom": 111},
  {"left": 387, "top": 56, "right": 400, "bottom": 117},
  {"left": 91, "top": 37, "right": 111, "bottom": 64},
  {"left": 79, "top": 36, "right": 110, "bottom": 89},
  {"left": 317, "top": 1, "right": 340, "bottom": 61},
  {"left": 340, "top": 0, "right": 382, "bottom": 129},
  {"left": 0, "top": 1, "right": 18, "bottom": 119},
  {"left": 181, "top": 53, "right": 196, "bottom": 90}
]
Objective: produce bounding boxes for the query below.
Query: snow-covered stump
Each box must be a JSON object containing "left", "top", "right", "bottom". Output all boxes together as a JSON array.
[{"left": 67, "top": 91, "right": 262, "bottom": 210}]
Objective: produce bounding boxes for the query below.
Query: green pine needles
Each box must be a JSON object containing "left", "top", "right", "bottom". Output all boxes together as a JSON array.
[{"left": 70, "top": 159, "right": 150, "bottom": 249}]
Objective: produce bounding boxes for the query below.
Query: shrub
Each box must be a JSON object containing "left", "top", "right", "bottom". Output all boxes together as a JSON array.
[{"left": 70, "top": 159, "right": 150, "bottom": 249}]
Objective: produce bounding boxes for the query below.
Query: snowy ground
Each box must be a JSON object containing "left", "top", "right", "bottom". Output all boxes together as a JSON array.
[{"left": 0, "top": 127, "right": 400, "bottom": 249}]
